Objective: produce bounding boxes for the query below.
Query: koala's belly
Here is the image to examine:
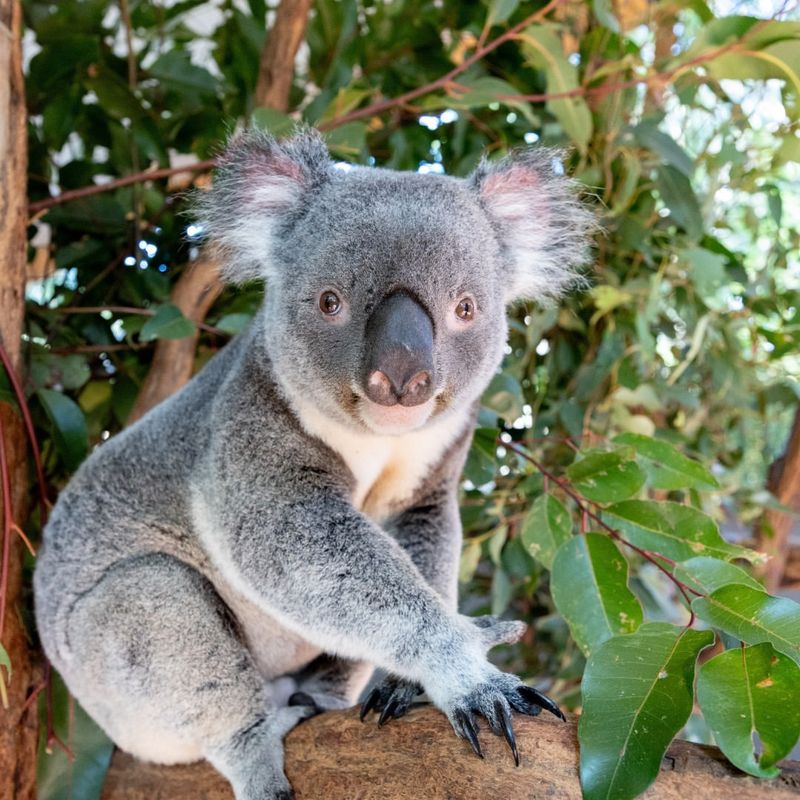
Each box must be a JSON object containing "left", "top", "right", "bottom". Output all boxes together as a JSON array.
[{"left": 213, "top": 578, "right": 321, "bottom": 679}]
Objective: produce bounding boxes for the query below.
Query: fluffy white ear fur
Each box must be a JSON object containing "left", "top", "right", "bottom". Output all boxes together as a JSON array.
[
  {"left": 471, "top": 149, "right": 595, "bottom": 304},
  {"left": 195, "top": 128, "right": 332, "bottom": 283}
]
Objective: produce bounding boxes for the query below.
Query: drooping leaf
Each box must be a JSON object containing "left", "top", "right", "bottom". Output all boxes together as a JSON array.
[
  {"left": 579, "top": 623, "right": 714, "bottom": 800},
  {"left": 484, "top": 0, "right": 519, "bottom": 29},
  {"left": 604, "top": 500, "right": 760, "bottom": 563},
  {"left": 251, "top": 107, "right": 295, "bottom": 137},
  {"left": 37, "top": 389, "right": 88, "bottom": 471},
  {"left": 566, "top": 449, "right": 645, "bottom": 503},
  {"left": 673, "top": 556, "right": 762, "bottom": 595},
  {"left": 521, "top": 494, "right": 572, "bottom": 569},
  {"left": 692, "top": 585, "right": 800, "bottom": 665},
  {"left": 551, "top": 533, "right": 642, "bottom": 656},
  {"left": 464, "top": 427, "right": 499, "bottom": 486},
  {"left": 483, "top": 371, "right": 525, "bottom": 422},
  {"left": 656, "top": 165, "right": 703, "bottom": 239},
  {"left": 139, "top": 304, "right": 196, "bottom": 341},
  {"left": 37, "top": 671, "right": 114, "bottom": 800},
  {"left": 697, "top": 643, "right": 800, "bottom": 778},
  {"left": 520, "top": 25, "right": 593, "bottom": 151}
]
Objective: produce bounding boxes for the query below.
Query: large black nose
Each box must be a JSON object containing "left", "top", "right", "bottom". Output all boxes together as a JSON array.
[{"left": 363, "top": 292, "right": 435, "bottom": 407}]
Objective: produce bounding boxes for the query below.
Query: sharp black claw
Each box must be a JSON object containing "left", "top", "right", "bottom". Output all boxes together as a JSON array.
[
  {"left": 518, "top": 685, "right": 565, "bottom": 721},
  {"left": 359, "top": 687, "right": 380, "bottom": 722},
  {"left": 494, "top": 699, "right": 520, "bottom": 767},
  {"left": 378, "top": 697, "right": 398, "bottom": 726},
  {"left": 455, "top": 709, "right": 483, "bottom": 759}
]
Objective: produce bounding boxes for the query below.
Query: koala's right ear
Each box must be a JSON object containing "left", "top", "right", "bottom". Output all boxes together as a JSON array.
[{"left": 195, "top": 128, "right": 332, "bottom": 282}]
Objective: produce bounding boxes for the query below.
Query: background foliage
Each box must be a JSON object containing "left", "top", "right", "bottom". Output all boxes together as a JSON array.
[{"left": 8, "top": 0, "right": 800, "bottom": 797}]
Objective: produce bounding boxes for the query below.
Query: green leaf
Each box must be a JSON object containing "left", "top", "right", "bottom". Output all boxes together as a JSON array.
[
  {"left": 324, "top": 121, "right": 367, "bottom": 159},
  {"left": 656, "top": 165, "right": 703, "bottom": 239},
  {"left": 460, "top": 539, "right": 481, "bottom": 584},
  {"left": 566, "top": 449, "right": 645, "bottom": 503},
  {"left": 149, "top": 50, "right": 218, "bottom": 95},
  {"left": 520, "top": 26, "right": 593, "bottom": 151},
  {"left": 37, "top": 671, "right": 114, "bottom": 800},
  {"left": 613, "top": 433, "right": 718, "bottom": 491},
  {"left": 631, "top": 121, "right": 694, "bottom": 176},
  {"left": 37, "top": 389, "right": 88, "bottom": 471},
  {"left": 483, "top": 371, "right": 524, "bottom": 422},
  {"left": 215, "top": 312, "right": 253, "bottom": 335},
  {"left": 251, "top": 107, "right": 296, "bottom": 137},
  {"left": 579, "top": 623, "right": 714, "bottom": 800},
  {"left": 692, "top": 585, "right": 800, "bottom": 665},
  {"left": 464, "top": 427, "right": 498, "bottom": 486},
  {"left": 551, "top": 533, "right": 643, "bottom": 656},
  {"left": 673, "top": 557, "right": 762, "bottom": 595},
  {"left": 485, "top": 0, "right": 519, "bottom": 28},
  {"left": 521, "top": 494, "right": 572, "bottom": 569},
  {"left": 139, "top": 304, "right": 197, "bottom": 341},
  {"left": 697, "top": 643, "right": 800, "bottom": 778},
  {"left": 604, "top": 500, "right": 760, "bottom": 563}
]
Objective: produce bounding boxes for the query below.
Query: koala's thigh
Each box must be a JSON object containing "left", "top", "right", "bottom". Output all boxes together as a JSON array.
[{"left": 62, "top": 553, "right": 267, "bottom": 765}]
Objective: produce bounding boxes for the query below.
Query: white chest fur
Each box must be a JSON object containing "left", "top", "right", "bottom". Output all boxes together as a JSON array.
[{"left": 290, "top": 399, "right": 469, "bottom": 521}]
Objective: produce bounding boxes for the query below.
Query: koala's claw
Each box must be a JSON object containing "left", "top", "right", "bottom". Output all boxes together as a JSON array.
[
  {"left": 447, "top": 675, "right": 563, "bottom": 766},
  {"left": 359, "top": 676, "right": 422, "bottom": 724},
  {"left": 512, "top": 684, "right": 565, "bottom": 721}
]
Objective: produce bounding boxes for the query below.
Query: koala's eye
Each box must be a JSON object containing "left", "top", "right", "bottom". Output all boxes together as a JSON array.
[
  {"left": 319, "top": 291, "right": 342, "bottom": 316},
  {"left": 455, "top": 297, "right": 476, "bottom": 322}
]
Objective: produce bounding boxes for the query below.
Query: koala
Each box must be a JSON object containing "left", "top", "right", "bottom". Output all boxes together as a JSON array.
[{"left": 34, "top": 129, "right": 593, "bottom": 799}]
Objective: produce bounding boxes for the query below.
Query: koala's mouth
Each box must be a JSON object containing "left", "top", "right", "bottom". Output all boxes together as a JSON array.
[{"left": 356, "top": 396, "right": 436, "bottom": 435}]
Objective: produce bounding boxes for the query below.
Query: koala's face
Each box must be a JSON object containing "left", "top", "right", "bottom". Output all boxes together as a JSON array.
[{"left": 200, "top": 131, "right": 593, "bottom": 435}]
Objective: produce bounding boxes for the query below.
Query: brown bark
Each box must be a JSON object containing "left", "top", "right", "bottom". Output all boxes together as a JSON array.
[
  {"left": 255, "top": 0, "right": 312, "bottom": 111},
  {"left": 101, "top": 707, "right": 800, "bottom": 799},
  {"left": 127, "top": 258, "right": 222, "bottom": 423},
  {"left": 129, "top": 0, "right": 313, "bottom": 422},
  {"left": 0, "top": 1, "right": 39, "bottom": 797},
  {"left": 758, "top": 406, "right": 800, "bottom": 592}
]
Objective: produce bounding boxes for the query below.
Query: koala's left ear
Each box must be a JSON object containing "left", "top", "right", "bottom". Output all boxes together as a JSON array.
[
  {"left": 470, "top": 149, "right": 595, "bottom": 304},
  {"left": 195, "top": 127, "right": 332, "bottom": 283}
]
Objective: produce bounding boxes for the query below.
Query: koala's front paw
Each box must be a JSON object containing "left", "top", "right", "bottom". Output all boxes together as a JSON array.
[
  {"left": 359, "top": 675, "right": 423, "bottom": 725},
  {"left": 446, "top": 672, "right": 564, "bottom": 766}
]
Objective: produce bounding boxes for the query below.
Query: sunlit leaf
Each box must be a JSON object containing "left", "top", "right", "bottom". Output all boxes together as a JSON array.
[
  {"left": 551, "top": 533, "right": 642, "bottom": 656},
  {"left": 139, "top": 304, "right": 196, "bottom": 341},
  {"left": 673, "top": 556, "right": 762, "bottom": 595},
  {"left": 521, "top": 494, "right": 572, "bottom": 569},
  {"left": 604, "top": 500, "right": 759, "bottom": 563},
  {"left": 566, "top": 449, "right": 645, "bottom": 503},
  {"left": 697, "top": 643, "right": 800, "bottom": 778},
  {"left": 692, "top": 585, "right": 800, "bottom": 664},
  {"left": 579, "top": 623, "right": 713, "bottom": 800},
  {"left": 613, "top": 433, "right": 718, "bottom": 491}
]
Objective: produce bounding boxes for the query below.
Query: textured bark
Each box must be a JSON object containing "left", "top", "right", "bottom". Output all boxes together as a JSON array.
[
  {"left": 127, "top": 258, "right": 222, "bottom": 423},
  {"left": 255, "top": 0, "right": 312, "bottom": 111},
  {"left": 0, "top": 1, "right": 39, "bottom": 797},
  {"left": 102, "top": 707, "right": 800, "bottom": 800},
  {"left": 758, "top": 406, "right": 800, "bottom": 591}
]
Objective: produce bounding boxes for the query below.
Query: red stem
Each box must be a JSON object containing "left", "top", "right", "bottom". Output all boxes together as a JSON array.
[
  {"left": 0, "top": 414, "right": 13, "bottom": 640},
  {"left": 0, "top": 340, "right": 49, "bottom": 526}
]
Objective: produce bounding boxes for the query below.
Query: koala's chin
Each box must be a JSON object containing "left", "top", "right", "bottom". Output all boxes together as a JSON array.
[{"left": 356, "top": 396, "right": 436, "bottom": 436}]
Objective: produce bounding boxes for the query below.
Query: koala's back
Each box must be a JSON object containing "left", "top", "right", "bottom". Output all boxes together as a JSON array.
[{"left": 34, "top": 328, "right": 254, "bottom": 665}]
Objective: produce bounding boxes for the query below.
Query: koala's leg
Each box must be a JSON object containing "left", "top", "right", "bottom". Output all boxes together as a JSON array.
[
  {"left": 63, "top": 553, "right": 310, "bottom": 800},
  {"left": 289, "top": 653, "right": 373, "bottom": 712}
]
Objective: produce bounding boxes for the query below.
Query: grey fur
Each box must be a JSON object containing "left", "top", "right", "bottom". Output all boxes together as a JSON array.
[{"left": 34, "top": 130, "right": 593, "bottom": 799}]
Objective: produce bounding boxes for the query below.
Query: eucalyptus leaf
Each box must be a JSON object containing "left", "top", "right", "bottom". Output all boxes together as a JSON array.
[
  {"left": 37, "top": 388, "right": 88, "bottom": 471},
  {"left": 551, "top": 533, "right": 642, "bottom": 656},
  {"left": 566, "top": 449, "right": 645, "bottom": 503},
  {"left": 692, "top": 585, "right": 800, "bottom": 664},
  {"left": 579, "top": 623, "right": 714, "bottom": 800},
  {"left": 697, "top": 643, "right": 800, "bottom": 778},
  {"left": 673, "top": 556, "right": 762, "bottom": 595},
  {"left": 613, "top": 433, "right": 718, "bottom": 491},
  {"left": 604, "top": 500, "right": 760, "bottom": 563},
  {"left": 521, "top": 494, "right": 572, "bottom": 569},
  {"left": 139, "top": 304, "right": 196, "bottom": 342}
]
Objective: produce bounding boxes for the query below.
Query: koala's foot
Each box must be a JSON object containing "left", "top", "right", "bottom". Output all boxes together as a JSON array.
[
  {"left": 446, "top": 672, "right": 563, "bottom": 766},
  {"left": 359, "top": 675, "right": 423, "bottom": 725}
]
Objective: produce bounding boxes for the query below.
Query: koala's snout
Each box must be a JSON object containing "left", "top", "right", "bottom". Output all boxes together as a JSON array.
[{"left": 363, "top": 292, "right": 435, "bottom": 408}]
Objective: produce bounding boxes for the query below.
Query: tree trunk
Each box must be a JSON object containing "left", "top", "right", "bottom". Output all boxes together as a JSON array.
[
  {"left": 0, "top": 0, "right": 39, "bottom": 796},
  {"left": 757, "top": 406, "right": 800, "bottom": 592},
  {"left": 101, "top": 707, "right": 800, "bottom": 799}
]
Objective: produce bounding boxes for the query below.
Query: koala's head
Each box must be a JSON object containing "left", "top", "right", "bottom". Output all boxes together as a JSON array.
[{"left": 198, "top": 129, "right": 594, "bottom": 435}]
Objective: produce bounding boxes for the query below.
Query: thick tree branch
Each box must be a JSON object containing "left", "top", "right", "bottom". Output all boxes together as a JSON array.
[{"left": 101, "top": 707, "right": 800, "bottom": 799}]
